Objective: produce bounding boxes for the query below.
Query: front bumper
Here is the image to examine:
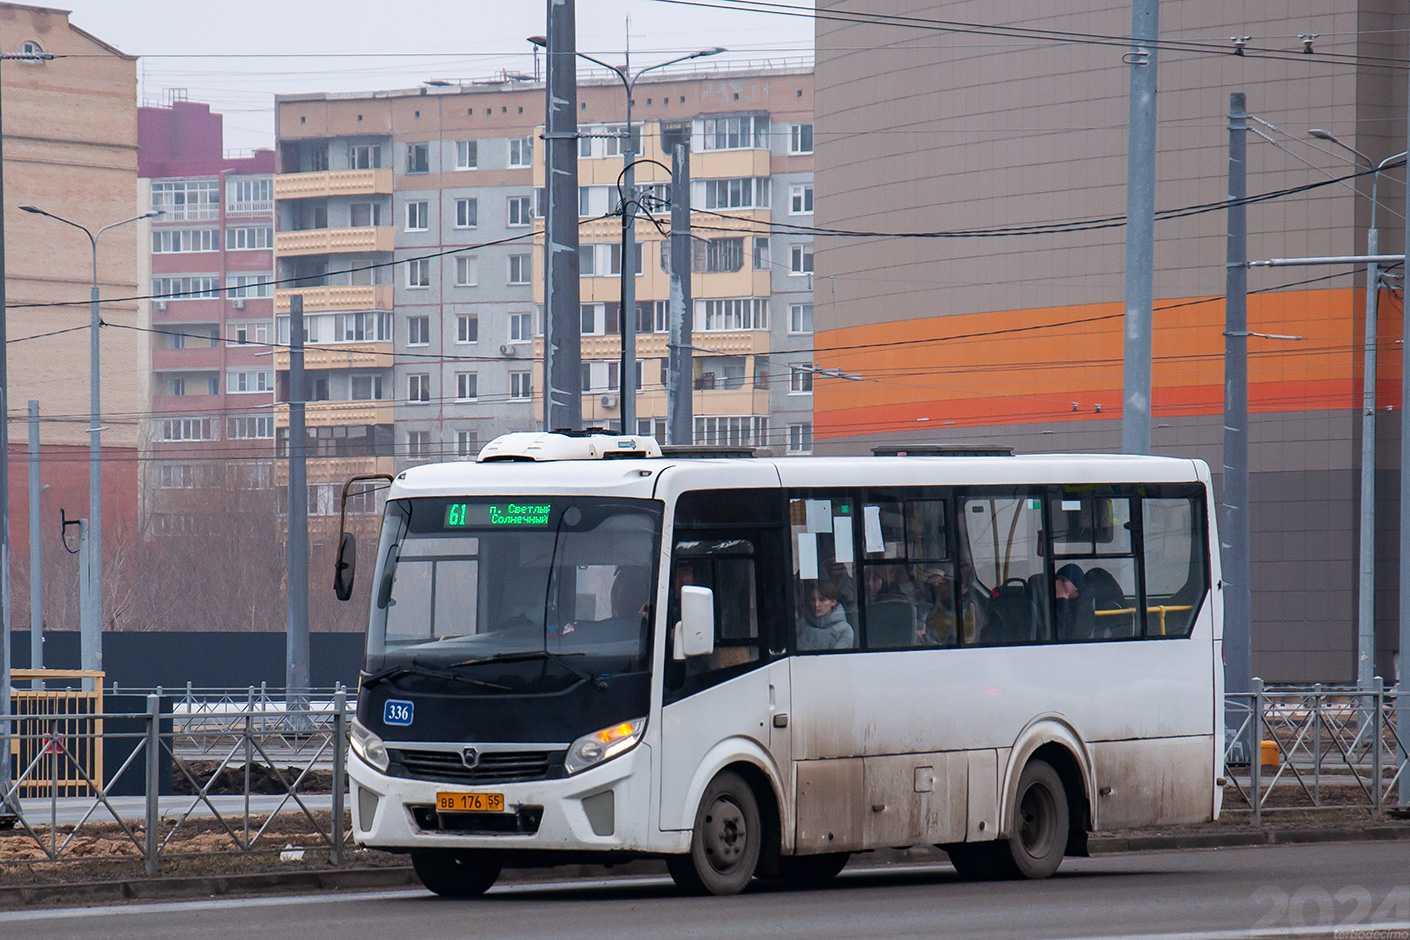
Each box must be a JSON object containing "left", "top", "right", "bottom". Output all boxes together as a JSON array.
[{"left": 348, "top": 742, "right": 657, "bottom": 854}]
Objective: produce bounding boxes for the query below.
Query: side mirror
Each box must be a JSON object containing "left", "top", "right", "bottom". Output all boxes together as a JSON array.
[
  {"left": 333, "top": 532, "right": 357, "bottom": 602},
  {"left": 677, "top": 585, "right": 715, "bottom": 658}
]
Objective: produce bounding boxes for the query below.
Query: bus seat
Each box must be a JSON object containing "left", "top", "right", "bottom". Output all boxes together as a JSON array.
[
  {"left": 984, "top": 579, "right": 1035, "bottom": 645},
  {"left": 1084, "top": 567, "right": 1134, "bottom": 638},
  {"left": 865, "top": 599, "right": 919, "bottom": 648}
]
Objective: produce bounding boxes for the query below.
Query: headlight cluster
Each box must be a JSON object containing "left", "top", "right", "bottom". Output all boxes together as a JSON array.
[
  {"left": 349, "top": 719, "right": 389, "bottom": 773},
  {"left": 564, "top": 718, "right": 646, "bottom": 775}
]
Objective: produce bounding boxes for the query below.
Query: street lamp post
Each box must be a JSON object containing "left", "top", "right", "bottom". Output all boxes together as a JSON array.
[
  {"left": 528, "top": 36, "right": 723, "bottom": 433},
  {"left": 1306, "top": 131, "right": 1408, "bottom": 701},
  {"left": 19, "top": 205, "right": 161, "bottom": 677}
]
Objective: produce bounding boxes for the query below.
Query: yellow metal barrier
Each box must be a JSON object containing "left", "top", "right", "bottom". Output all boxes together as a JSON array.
[{"left": 8, "top": 670, "right": 104, "bottom": 797}]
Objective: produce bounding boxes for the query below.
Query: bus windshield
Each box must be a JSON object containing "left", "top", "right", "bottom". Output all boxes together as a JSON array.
[{"left": 364, "top": 496, "right": 662, "bottom": 681}]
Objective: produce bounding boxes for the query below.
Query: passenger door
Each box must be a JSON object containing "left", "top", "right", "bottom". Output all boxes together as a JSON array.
[{"left": 657, "top": 491, "right": 791, "bottom": 832}]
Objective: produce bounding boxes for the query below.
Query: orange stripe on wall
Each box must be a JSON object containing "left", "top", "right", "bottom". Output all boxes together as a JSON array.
[{"left": 814, "top": 289, "right": 1394, "bottom": 439}]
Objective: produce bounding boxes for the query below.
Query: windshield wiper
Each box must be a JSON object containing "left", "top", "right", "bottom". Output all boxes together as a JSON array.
[
  {"left": 450, "top": 650, "right": 601, "bottom": 689},
  {"left": 362, "top": 662, "right": 511, "bottom": 692}
]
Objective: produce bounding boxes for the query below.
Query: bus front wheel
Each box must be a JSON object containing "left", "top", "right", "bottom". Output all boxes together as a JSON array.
[
  {"left": 410, "top": 848, "right": 502, "bottom": 897},
  {"left": 667, "top": 770, "right": 762, "bottom": 896}
]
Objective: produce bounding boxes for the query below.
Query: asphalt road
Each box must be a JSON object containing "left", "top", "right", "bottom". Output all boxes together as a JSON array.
[{"left": 3, "top": 842, "right": 1408, "bottom": 940}]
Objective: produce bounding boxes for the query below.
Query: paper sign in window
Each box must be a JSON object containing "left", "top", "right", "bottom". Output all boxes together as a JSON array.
[
  {"left": 797, "top": 533, "right": 819, "bottom": 580},
  {"left": 1061, "top": 500, "right": 1082, "bottom": 512},
  {"left": 805, "top": 499, "right": 833, "bottom": 534},
  {"left": 833, "top": 515, "right": 855, "bottom": 564},
  {"left": 863, "top": 504, "right": 885, "bottom": 553}
]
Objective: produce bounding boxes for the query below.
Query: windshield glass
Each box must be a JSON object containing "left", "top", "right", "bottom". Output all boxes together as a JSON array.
[{"left": 365, "top": 496, "right": 662, "bottom": 678}]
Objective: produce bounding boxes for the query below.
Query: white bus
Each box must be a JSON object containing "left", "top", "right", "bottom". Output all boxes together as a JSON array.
[{"left": 336, "top": 432, "right": 1222, "bottom": 897}]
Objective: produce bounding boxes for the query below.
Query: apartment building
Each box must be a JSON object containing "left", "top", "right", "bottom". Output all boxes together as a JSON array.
[
  {"left": 138, "top": 98, "right": 276, "bottom": 537},
  {"left": 812, "top": 1, "right": 1408, "bottom": 682},
  {"left": 271, "top": 63, "right": 814, "bottom": 493}
]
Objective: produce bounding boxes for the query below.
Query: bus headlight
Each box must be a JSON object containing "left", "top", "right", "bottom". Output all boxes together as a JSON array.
[
  {"left": 564, "top": 718, "right": 646, "bottom": 775},
  {"left": 349, "top": 719, "right": 389, "bottom": 773}
]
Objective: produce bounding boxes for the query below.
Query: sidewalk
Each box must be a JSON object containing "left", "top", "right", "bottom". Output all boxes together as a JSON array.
[{"left": 2, "top": 818, "right": 1408, "bottom": 909}]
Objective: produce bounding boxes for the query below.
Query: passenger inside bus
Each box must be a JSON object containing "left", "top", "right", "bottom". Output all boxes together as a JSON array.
[
  {"left": 797, "top": 581, "right": 855, "bottom": 650},
  {"left": 1053, "top": 563, "right": 1095, "bottom": 640}
]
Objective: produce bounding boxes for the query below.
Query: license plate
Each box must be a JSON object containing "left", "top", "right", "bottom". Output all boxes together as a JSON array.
[{"left": 436, "top": 791, "right": 505, "bottom": 813}]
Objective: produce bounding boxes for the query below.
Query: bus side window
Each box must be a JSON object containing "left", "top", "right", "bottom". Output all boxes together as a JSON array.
[
  {"left": 790, "top": 496, "right": 857, "bottom": 651},
  {"left": 960, "top": 494, "right": 1050, "bottom": 645},
  {"left": 664, "top": 540, "right": 762, "bottom": 699},
  {"left": 1141, "top": 496, "right": 1206, "bottom": 638}
]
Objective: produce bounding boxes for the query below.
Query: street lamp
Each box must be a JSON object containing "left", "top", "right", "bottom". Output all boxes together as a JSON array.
[
  {"left": 1305, "top": 131, "right": 1408, "bottom": 701},
  {"left": 529, "top": 36, "right": 725, "bottom": 433},
  {"left": 18, "top": 205, "right": 162, "bottom": 674}
]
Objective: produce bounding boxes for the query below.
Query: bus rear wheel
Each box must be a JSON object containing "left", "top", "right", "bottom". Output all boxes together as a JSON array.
[
  {"left": 943, "top": 759, "right": 1068, "bottom": 881},
  {"left": 667, "top": 770, "right": 762, "bottom": 896},
  {"left": 411, "top": 848, "right": 502, "bottom": 897}
]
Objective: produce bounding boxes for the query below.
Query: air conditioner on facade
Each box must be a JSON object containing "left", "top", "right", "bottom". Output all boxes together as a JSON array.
[
  {"left": 153, "top": 300, "right": 167, "bottom": 311},
  {"left": 232, "top": 298, "right": 245, "bottom": 310},
  {"left": 600, "top": 394, "right": 618, "bottom": 409},
  {"left": 499, "top": 344, "right": 518, "bottom": 357}
]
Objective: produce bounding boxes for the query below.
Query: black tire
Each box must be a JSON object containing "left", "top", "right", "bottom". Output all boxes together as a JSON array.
[
  {"left": 667, "top": 771, "right": 762, "bottom": 896},
  {"left": 775, "top": 852, "right": 850, "bottom": 885},
  {"left": 410, "top": 849, "right": 502, "bottom": 897},
  {"left": 944, "top": 759, "right": 1069, "bottom": 881}
]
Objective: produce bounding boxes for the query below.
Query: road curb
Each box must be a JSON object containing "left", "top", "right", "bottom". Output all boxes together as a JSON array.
[{"left": 3, "top": 825, "right": 1409, "bottom": 908}]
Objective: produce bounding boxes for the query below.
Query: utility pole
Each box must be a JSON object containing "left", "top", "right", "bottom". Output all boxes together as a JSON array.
[
  {"left": 286, "top": 295, "right": 309, "bottom": 709},
  {"left": 27, "top": 403, "right": 41, "bottom": 688},
  {"left": 1223, "top": 93, "right": 1251, "bottom": 734},
  {"left": 1121, "top": 0, "right": 1159, "bottom": 455},
  {"left": 0, "top": 54, "right": 11, "bottom": 807},
  {"left": 1399, "top": 44, "right": 1410, "bottom": 806},
  {"left": 543, "top": 0, "right": 582, "bottom": 432},
  {"left": 667, "top": 143, "right": 693, "bottom": 445}
]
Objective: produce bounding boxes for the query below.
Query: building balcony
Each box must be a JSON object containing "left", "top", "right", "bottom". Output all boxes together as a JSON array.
[
  {"left": 274, "top": 168, "right": 393, "bottom": 200},
  {"left": 693, "top": 387, "right": 771, "bottom": 414},
  {"left": 274, "top": 455, "right": 395, "bottom": 486},
  {"left": 276, "top": 226, "right": 393, "bottom": 257},
  {"left": 691, "top": 148, "right": 771, "bottom": 179},
  {"left": 696, "top": 269, "right": 772, "bottom": 298},
  {"left": 275, "top": 284, "right": 393, "bottom": 313},
  {"left": 151, "top": 393, "right": 222, "bottom": 414},
  {"left": 273, "top": 341, "right": 392, "bottom": 370},
  {"left": 275, "top": 399, "right": 395, "bottom": 429},
  {"left": 152, "top": 346, "right": 223, "bottom": 371}
]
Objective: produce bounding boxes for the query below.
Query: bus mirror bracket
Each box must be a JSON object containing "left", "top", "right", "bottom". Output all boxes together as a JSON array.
[
  {"left": 334, "top": 474, "right": 394, "bottom": 602},
  {"left": 678, "top": 585, "right": 715, "bottom": 658}
]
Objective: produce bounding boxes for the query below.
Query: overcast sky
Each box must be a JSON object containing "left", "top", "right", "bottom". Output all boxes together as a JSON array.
[{"left": 54, "top": 0, "right": 814, "bottom": 152}]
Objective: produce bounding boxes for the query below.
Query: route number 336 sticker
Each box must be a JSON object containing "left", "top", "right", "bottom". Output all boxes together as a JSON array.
[{"left": 384, "top": 699, "right": 414, "bottom": 726}]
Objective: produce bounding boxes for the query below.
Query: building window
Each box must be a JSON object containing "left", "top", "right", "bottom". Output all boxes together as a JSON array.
[
  {"left": 405, "top": 200, "right": 428, "bottom": 231},
  {"left": 406, "top": 258, "right": 430, "bottom": 288},
  {"left": 152, "top": 276, "right": 219, "bottom": 301},
  {"left": 161, "top": 418, "right": 214, "bottom": 442},
  {"left": 789, "top": 184, "right": 814, "bottom": 215},
  {"left": 227, "top": 370, "right": 273, "bottom": 393},
  {"left": 508, "top": 137, "right": 533, "bottom": 168},
  {"left": 508, "top": 311, "right": 532, "bottom": 343},
  {"left": 324, "top": 312, "right": 392, "bottom": 343},
  {"left": 151, "top": 179, "right": 220, "bottom": 221},
  {"left": 705, "top": 237, "right": 744, "bottom": 272},
  {"left": 506, "top": 196, "right": 533, "bottom": 227},
  {"left": 405, "top": 142, "right": 429, "bottom": 174},
  {"left": 697, "top": 114, "right": 769, "bottom": 151},
  {"left": 455, "top": 197, "right": 477, "bottom": 228},
  {"left": 789, "top": 123, "right": 814, "bottom": 154},
  {"left": 407, "top": 315, "right": 430, "bottom": 346},
  {"left": 789, "top": 303, "right": 813, "bottom": 334},
  {"left": 788, "top": 422, "right": 813, "bottom": 454},
  {"left": 455, "top": 255, "right": 479, "bottom": 286},
  {"left": 789, "top": 243, "right": 814, "bottom": 276},
  {"left": 226, "top": 177, "right": 273, "bottom": 213},
  {"left": 167, "top": 376, "right": 187, "bottom": 396},
  {"left": 698, "top": 177, "right": 771, "bottom": 210},
  {"left": 348, "top": 145, "right": 382, "bottom": 169},
  {"left": 789, "top": 364, "right": 814, "bottom": 394},
  {"left": 152, "top": 229, "right": 219, "bottom": 253},
  {"left": 407, "top": 373, "right": 431, "bottom": 403},
  {"left": 350, "top": 202, "right": 383, "bottom": 227},
  {"left": 693, "top": 415, "right": 769, "bottom": 447},
  {"left": 226, "top": 226, "right": 272, "bottom": 250},
  {"left": 455, "top": 140, "right": 478, "bottom": 169},
  {"left": 227, "top": 274, "right": 273, "bottom": 299},
  {"left": 507, "top": 253, "right": 532, "bottom": 285},
  {"left": 609, "top": 242, "right": 644, "bottom": 276},
  {"left": 697, "top": 298, "right": 769, "bottom": 331},
  {"left": 455, "top": 372, "right": 478, "bottom": 401},
  {"left": 509, "top": 370, "right": 533, "bottom": 400},
  {"left": 753, "top": 236, "right": 770, "bottom": 270},
  {"left": 456, "top": 314, "right": 478, "bottom": 343},
  {"left": 456, "top": 430, "right": 479, "bottom": 457},
  {"left": 350, "top": 374, "right": 385, "bottom": 400},
  {"left": 227, "top": 415, "right": 274, "bottom": 440},
  {"left": 407, "top": 430, "right": 430, "bottom": 459}
]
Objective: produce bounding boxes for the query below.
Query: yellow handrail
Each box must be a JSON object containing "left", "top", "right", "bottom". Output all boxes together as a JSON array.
[{"left": 1092, "top": 604, "right": 1194, "bottom": 635}]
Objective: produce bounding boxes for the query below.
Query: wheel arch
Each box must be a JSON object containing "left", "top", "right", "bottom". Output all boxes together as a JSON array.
[
  {"left": 998, "top": 716, "right": 1096, "bottom": 852},
  {"left": 669, "top": 736, "right": 788, "bottom": 851}
]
